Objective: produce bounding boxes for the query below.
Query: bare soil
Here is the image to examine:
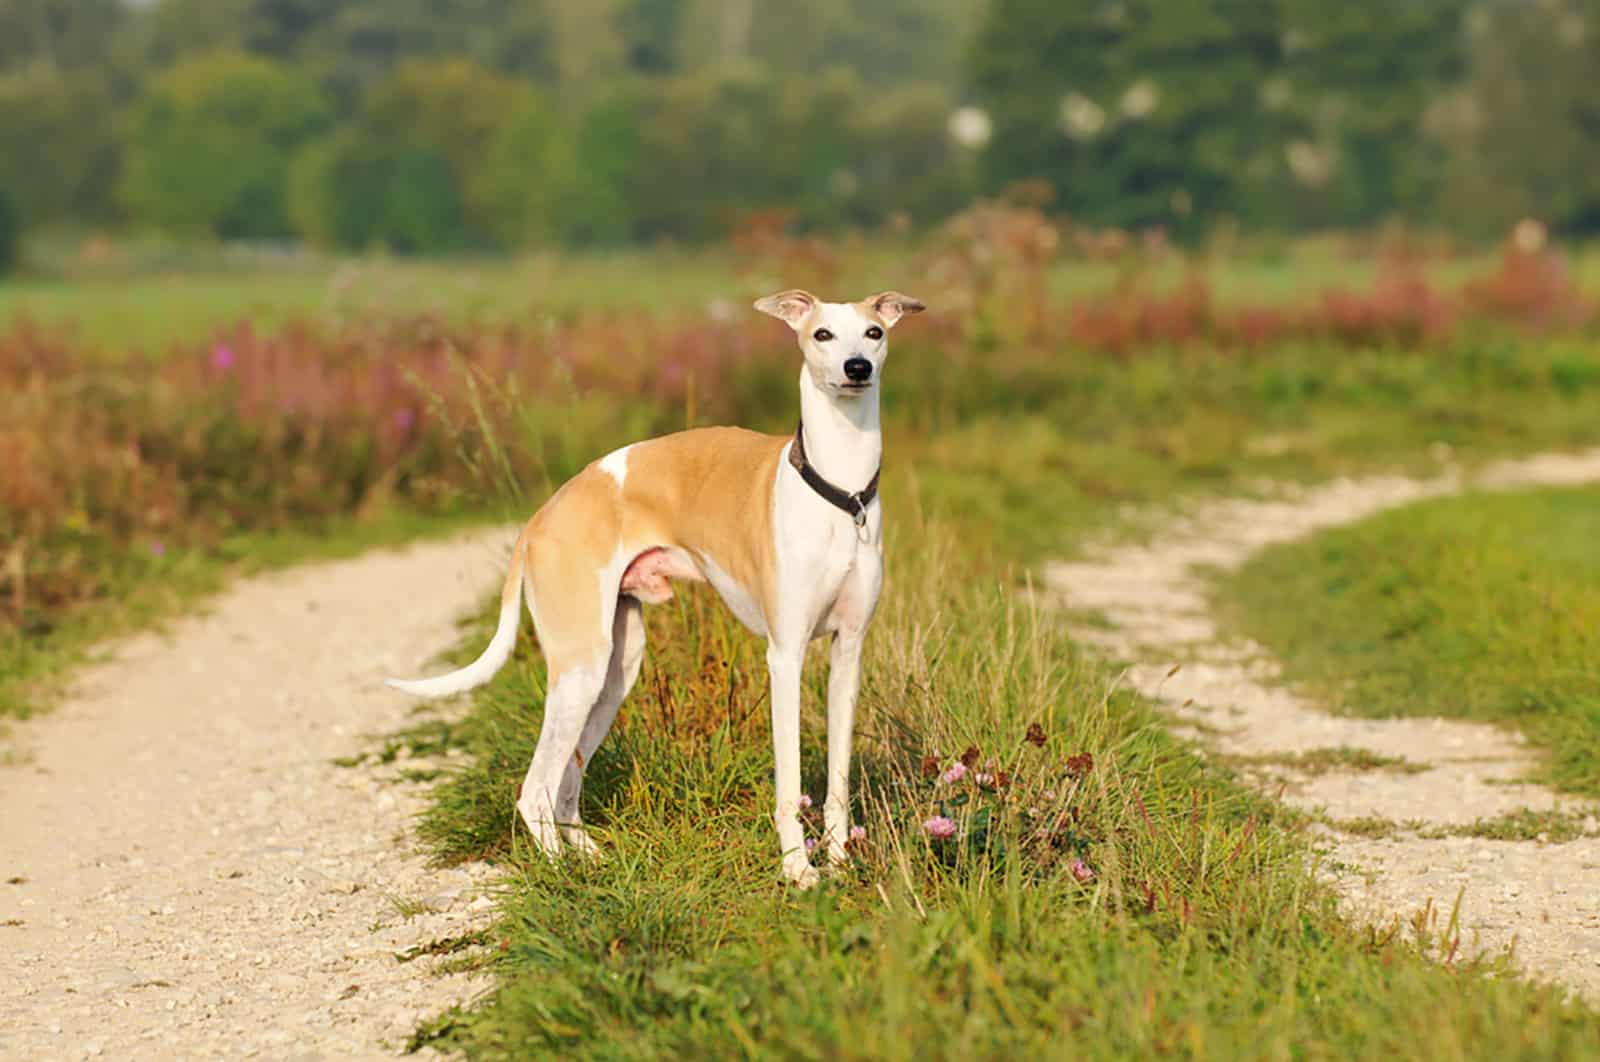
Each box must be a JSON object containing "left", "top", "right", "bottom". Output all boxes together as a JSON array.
[{"left": 0, "top": 529, "right": 514, "bottom": 1060}]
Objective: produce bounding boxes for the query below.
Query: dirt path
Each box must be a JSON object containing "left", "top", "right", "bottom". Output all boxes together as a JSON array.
[
  {"left": 1048, "top": 449, "right": 1600, "bottom": 1001},
  {"left": 1, "top": 528, "right": 515, "bottom": 1060}
]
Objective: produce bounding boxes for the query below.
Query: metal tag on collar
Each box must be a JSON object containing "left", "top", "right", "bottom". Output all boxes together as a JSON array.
[{"left": 851, "top": 496, "right": 868, "bottom": 530}]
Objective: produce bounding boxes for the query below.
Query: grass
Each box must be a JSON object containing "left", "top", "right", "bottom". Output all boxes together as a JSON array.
[
  {"left": 1213, "top": 487, "right": 1600, "bottom": 798},
  {"left": 10, "top": 236, "right": 1600, "bottom": 354},
  {"left": 403, "top": 500, "right": 1600, "bottom": 1057},
  {"left": 0, "top": 249, "right": 750, "bottom": 353},
  {"left": 1227, "top": 747, "right": 1429, "bottom": 778}
]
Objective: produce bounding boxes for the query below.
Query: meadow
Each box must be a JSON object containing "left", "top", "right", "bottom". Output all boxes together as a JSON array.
[
  {"left": 1216, "top": 487, "right": 1600, "bottom": 799},
  {"left": 5, "top": 215, "right": 1600, "bottom": 1055}
]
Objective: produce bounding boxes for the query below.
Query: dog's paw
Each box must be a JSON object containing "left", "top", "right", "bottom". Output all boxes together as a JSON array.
[
  {"left": 781, "top": 854, "right": 820, "bottom": 890},
  {"left": 561, "top": 826, "right": 604, "bottom": 861}
]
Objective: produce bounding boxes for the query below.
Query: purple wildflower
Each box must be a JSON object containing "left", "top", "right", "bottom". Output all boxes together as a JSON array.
[
  {"left": 211, "top": 344, "right": 236, "bottom": 371},
  {"left": 392, "top": 408, "right": 417, "bottom": 433},
  {"left": 1068, "top": 858, "right": 1096, "bottom": 883},
  {"left": 939, "top": 762, "right": 968, "bottom": 785},
  {"left": 797, "top": 794, "right": 813, "bottom": 810},
  {"left": 974, "top": 771, "right": 995, "bottom": 787},
  {"left": 922, "top": 816, "right": 958, "bottom": 840},
  {"left": 149, "top": 540, "right": 166, "bottom": 557},
  {"left": 804, "top": 837, "right": 818, "bottom": 852},
  {"left": 848, "top": 826, "right": 866, "bottom": 842}
]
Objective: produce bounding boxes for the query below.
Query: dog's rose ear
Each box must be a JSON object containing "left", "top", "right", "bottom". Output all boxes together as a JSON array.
[
  {"left": 863, "top": 291, "right": 927, "bottom": 328},
  {"left": 753, "top": 289, "right": 819, "bottom": 330}
]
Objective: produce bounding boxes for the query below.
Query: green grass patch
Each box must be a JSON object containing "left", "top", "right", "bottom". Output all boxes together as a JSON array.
[
  {"left": 1420, "top": 809, "right": 1600, "bottom": 844},
  {"left": 0, "top": 249, "right": 748, "bottom": 353},
  {"left": 1229, "top": 747, "right": 1429, "bottom": 778},
  {"left": 405, "top": 501, "right": 1600, "bottom": 1057},
  {"left": 1214, "top": 487, "right": 1600, "bottom": 798}
]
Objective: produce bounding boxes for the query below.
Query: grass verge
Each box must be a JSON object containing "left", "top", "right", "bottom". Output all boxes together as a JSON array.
[
  {"left": 405, "top": 486, "right": 1600, "bottom": 1057},
  {"left": 1213, "top": 486, "right": 1600, "bottom": 798}
]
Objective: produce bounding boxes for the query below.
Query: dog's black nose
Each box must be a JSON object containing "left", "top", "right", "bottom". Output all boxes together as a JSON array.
[{"left": 843, "top": 357, "right": 873, "bottom": 383}]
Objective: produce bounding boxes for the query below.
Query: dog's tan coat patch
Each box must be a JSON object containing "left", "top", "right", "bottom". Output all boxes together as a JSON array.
[{"left": 515, "top": 427, "right": 786, "bottom": 670}]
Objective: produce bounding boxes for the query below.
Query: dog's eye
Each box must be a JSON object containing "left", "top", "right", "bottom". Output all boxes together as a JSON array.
[
  {"left": 865, "top": 326, "right": 884, "bottom": 340},
  {"left": 812, "top": 328, "right": 834, "bottom": 342}
]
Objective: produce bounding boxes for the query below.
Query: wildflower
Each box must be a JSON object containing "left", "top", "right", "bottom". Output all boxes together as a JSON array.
[
  {"left": 392, "top": 408, "right": 416, "bottom": 433},
  {"left": 1119, "top": 80, "right": 1159, "bottom": 120},
  {"left": 922, "top": 816, "right": 958, "bottom": 840},
  {"left": 1068, "top": 858, "right": 1096, "bottom": 883},
  {"left": 948, "top": 105, "right": 993, "bottom": 150},
  {"left": 797, "top": 794, "right": 813, "bottom": 810},
  {"left": 959, "top": 745, "right": 980, "bottom": 768},
  {"left": 974, "top": 772, "right": 995, "bottom": 787},
  {"left": 805, "top": 837, "right": 818, "bottom": 852},
  {"left": 995, "top": 771, "right": 1012, "bottom": 788},
  {"left": 920, "top": 755, "right": 941, "bottom": 778},
  {"left": 211, "top": 344, "right": 236, "bottom": 371},
  {"left": 1025, "top": 723, "right": 1047, "bottom": 747},
  {"left": 940, "top": 762, "right": 968, "bottom": 785},
  {"left": 1065, "top": 752, "right": 1094, "bottom": 778},
  {"left": 150, "top": 540, "right": 166, "bottom": 557},
  {"left": 1060, "top": 92, "right": 1107, "bottom": 140},
  {"left": 848, "top": 826, "right": 866, "bottom": 842}
]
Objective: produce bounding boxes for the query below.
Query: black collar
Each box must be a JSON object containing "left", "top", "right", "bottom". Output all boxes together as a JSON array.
[{"left": 788, "top": 422, "right": 879, "bottom": 528}]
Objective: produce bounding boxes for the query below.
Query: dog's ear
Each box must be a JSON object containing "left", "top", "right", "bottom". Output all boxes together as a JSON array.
[
  {"left": 753, "top": 289, "right": 818, "bottom": 330},
  {"left": 862, "top": 291, "right": 927, "bottom": 328}
]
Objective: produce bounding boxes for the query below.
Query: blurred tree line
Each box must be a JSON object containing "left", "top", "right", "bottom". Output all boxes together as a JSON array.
[{"left": 0, "top": 0, "right": 1595, "bottom": 261}]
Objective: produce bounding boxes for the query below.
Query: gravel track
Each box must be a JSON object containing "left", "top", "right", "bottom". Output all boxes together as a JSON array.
[
  {"left": 1048, "top": 450, "right": 1600, "bottom": 1000},
  {"left": 1, "top": 528, "right": 514, "bottom": 1060}
]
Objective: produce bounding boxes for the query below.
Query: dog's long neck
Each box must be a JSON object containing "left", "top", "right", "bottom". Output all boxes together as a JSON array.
[{"left": 797, "top": 367, "right": 881, "bottom": 493}]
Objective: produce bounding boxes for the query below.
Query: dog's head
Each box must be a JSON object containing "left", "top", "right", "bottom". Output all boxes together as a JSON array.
[{"left": 753, "top": 290, "right": 925, "bottom": 398}]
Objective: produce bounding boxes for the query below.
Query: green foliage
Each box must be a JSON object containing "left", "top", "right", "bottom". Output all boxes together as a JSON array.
[
  {"left": 1217, "top": 487, "right": 1600, "bottom": 796},
  {"left": 0, "top": 70, "right": 121, "bottom": 226},
  {"left": 633, "top": 63, "right": 966, "bottom": 239},
  {"left": 0, "top": 0, "right": 128, "bottom": 73},
  {"left": 0, "top": 189, "right": 17, "bottom": 276},
  {"left": 3, "top": 0, "right": 1599, "bottom": 246},
  {"left": 969, "top": 0, "right": 1465, "bottom": 232},
  {"left": 1444, "top": 0, "right": 1600, "bottom": 235},
  {"left": 120, "top": 50, "right": 331, "bottom": 239},
  {"left": 290, "top": 128, "right": 469, "bottom": 253},
  {"left": 289, "top": 57, "right": 537, "bottom": 251},
  {"left": 0, "top": 69, "right": 121, "bottom": 227}
]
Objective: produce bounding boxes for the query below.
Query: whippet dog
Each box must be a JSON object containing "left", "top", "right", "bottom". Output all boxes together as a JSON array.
[{"left": 389, "top": 290, "right": 925, "bottom": 887}]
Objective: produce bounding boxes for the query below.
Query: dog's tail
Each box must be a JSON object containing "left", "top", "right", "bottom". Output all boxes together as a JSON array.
[{"left": 386, "top": 536, "right": 527, "bottom": 698}]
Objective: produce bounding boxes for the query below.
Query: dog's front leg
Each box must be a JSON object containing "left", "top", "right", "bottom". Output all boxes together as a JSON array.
[
  {"left": 823, "top": 628, "right": 864, "bottom": 863},
  {"left": 766, "top": 641, "right": 818, "bottom": 888}
]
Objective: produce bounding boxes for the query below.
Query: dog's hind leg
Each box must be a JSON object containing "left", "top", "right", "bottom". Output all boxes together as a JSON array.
[
  {"left": 517, "top": 651, "right": 609, "bottom": 857},
  {"left": 554, "top": 597, "right": 646, "bottom": 856}
]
